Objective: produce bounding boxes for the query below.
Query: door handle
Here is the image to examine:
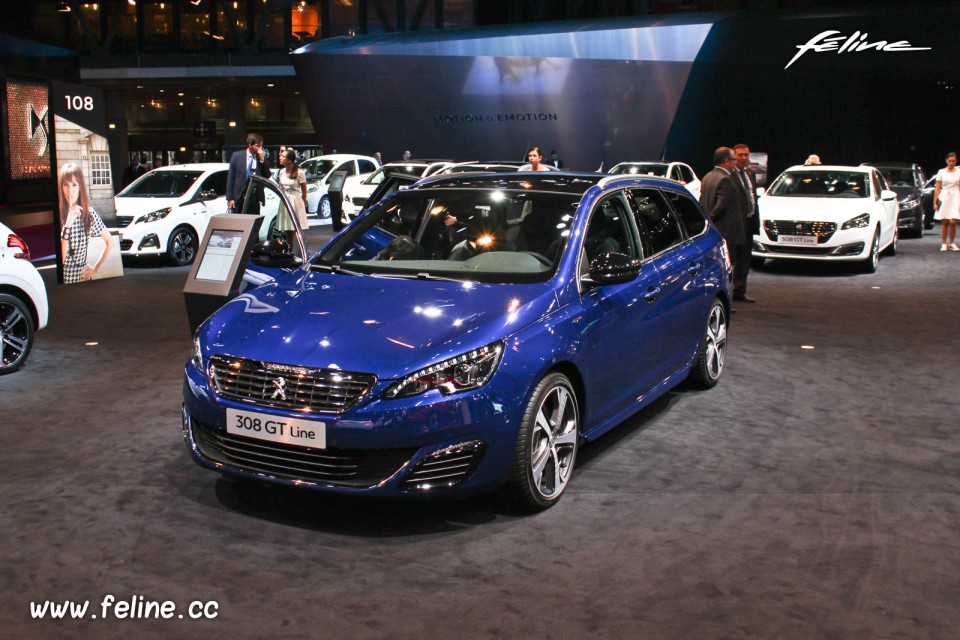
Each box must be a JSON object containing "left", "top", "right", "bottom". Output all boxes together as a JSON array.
[{"left": 644, "top": 286, "right": 661, "bottom": 302}]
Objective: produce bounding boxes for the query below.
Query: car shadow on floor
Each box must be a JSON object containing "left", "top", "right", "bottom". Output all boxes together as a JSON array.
[{"left": 201, "top": 391, "right": 690, "bottom": 535}]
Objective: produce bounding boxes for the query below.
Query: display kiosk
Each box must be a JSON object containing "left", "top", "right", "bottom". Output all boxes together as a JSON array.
[
  {"left": 183, "top": 214, "right": 263, "bottom": 333},
  {"left": 327, "top": 170, "right": 348, "bottom": 232}
]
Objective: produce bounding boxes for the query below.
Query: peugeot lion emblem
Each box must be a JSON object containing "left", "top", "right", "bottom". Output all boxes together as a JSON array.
[{"left": 270, "top": 377, "right": 287, "bottom": 401}]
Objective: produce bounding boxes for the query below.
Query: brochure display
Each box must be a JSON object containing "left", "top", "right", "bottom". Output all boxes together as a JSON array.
[{"left": 183, "top": 214, "right": 263, "bottom": 332}]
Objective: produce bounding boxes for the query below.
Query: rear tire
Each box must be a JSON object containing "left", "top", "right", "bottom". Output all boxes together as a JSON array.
[
  {"left": 504, "top": 372, "right": 579, "bottom": 512},
  {"left": 686, "top": 299, "right": 727, "bottom": 389}
]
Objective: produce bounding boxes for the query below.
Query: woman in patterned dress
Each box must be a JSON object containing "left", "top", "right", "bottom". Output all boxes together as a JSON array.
[{"left": 58, "top": 162, "right": 113, "bottom": 283}]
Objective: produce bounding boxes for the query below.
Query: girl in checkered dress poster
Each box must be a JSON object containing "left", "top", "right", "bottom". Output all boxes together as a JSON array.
[{"left": 58, "top": 162, "right": 114, "bottom": 284}]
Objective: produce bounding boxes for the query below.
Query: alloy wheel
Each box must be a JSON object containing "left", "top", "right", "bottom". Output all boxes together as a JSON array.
[{"left": 529, "top": 382, "right": 579, "bottom": 500}]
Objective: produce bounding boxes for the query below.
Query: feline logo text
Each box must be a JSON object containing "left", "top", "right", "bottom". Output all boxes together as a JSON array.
[{"left": 786, "top": 30, "right": 930, "bottom": 69}]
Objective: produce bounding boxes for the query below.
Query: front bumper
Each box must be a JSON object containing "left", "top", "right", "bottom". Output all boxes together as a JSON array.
[
  {"left": 181, "top": 360, "right": 522, "bottom": 498},
  {"left": 753, "top": 219, "right": 873, "bottom": 261}
]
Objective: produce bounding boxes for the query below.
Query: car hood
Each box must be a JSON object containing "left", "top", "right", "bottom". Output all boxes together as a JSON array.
[
  {"left": 115, "top": 196, "right": 184, "bottom": 216},
  {"left": 759, "top": 196, "right": 875, "bottom": 221},
  {"left": 889, "top": 185, "right": 920, "bottom": 200},
  {"left": 201, "top": 270, "right": 559, "bottom": 379}
]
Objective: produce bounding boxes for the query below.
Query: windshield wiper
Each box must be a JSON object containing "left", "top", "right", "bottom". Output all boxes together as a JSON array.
[{"left": 309, "top": 263, "right": 365, "bottom": 276}]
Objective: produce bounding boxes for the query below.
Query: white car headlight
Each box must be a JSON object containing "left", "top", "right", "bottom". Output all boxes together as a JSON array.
[
  {"left": 384, "top": 342, "right": 504, "bottom": 400},
  {"left": 900, "top": 198, "right": 920, "bottom": 209},
  {"left": 135, "top": 207, "right": 172, "bottom": 224},
  {"left": 841, "top": 213, "right": 870, "bottom": 230},
  {"left": 307, "top": 183, "right": 319, "bottom": 193}
]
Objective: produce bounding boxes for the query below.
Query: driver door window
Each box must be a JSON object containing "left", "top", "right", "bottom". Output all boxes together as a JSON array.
[
  {"left": 583, "top": 194, "right": 638, "bottom": 264},
  {"left": 241, "top": 177, "right": 307, "bottom": 263}
]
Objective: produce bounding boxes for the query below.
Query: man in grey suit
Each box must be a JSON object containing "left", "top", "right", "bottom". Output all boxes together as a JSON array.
[
  {"left": 226, "top": 132, "right": 271, "bottom": 212},
  {"left": 700, "top": 146, "right": 754, "bottom": 303}
]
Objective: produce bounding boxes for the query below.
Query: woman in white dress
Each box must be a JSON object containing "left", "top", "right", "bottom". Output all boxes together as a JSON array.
[
  {"left": 933, "top": 151, "right": 960, "bottom": 251},
  {"left": 277, "top": 149, "right": 308, "bottom": 246}
]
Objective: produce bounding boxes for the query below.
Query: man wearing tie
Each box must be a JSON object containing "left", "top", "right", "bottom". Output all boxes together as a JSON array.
[
  {"left": 731, "top": 143, "right": 758, "bottom": 303},
  {"left": 227, "top": 132, "right": 271, "bottom": 212}
]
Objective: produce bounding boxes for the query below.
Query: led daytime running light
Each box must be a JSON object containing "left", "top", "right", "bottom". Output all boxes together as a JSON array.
[{"left": 384, "top": 342, "right": 504, "bottom": 399}]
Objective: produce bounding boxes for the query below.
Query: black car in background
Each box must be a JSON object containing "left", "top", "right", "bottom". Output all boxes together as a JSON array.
[
  {"left": 921, "top": 174, "right": 938, "bottom": 229},
  {"left": 862, "top": 163, "right": 929, "bottom": 237}
]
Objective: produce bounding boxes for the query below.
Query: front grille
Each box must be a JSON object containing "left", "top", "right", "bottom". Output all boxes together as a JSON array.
[
  {"left": 352, "top": 197, "right": 369, "bottom": 208},
  {"left": 209, "top": 355, "right": 376, "bottom": 414},
  {"left": 115, "top": 215, "right": 134, "bottom": 228},
  {"left": 191, "top": 418, "right": 415, "bottom": 487},
  {"left": 120, "top": 239, "right": 133, "bottom": 251},
  {"left": 401, "top": 440, "right": 487, "bottom": 490},
  {"left": 764, "top": 220, "right": 837, "bottom": 242}
]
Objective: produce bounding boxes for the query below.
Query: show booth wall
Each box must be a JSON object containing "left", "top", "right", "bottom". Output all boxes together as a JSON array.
[{"left": 293, "top": 5, "right": 953, "bottom": 178}]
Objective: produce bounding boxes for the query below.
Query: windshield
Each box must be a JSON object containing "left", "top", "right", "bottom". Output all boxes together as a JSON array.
[
  {"left": 609, "top": 163, "right": 668, "bottom": 177},
  {"left": 118, "top": 171, "right": 202, "bottom": 197},
  {"left": 767, "top": 170, "right": 869, "bottom": 198},
  {"left": 366, "top": 164, "right": 429, "bottom": 185},
  {"left": 876, "top": 168, "right": 915, "bottom": 188},
  {"left": 316, "top": 188, "right": 582, "bottom": 283}
]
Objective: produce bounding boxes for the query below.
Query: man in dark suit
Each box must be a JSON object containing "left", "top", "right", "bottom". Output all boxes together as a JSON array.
[
  {"left": 700, "top": 146, "right": 754, "bottom": 303},
  {"left": 731, "top": 143, "right": 758, "bottom": 302},
  {"left": 226, "top": 132, "right": 271, "bottom": 212}
]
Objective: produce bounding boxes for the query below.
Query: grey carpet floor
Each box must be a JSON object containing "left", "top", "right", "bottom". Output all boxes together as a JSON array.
[{"left": 2, "top": 229, "right": 958, "bottom": 639}]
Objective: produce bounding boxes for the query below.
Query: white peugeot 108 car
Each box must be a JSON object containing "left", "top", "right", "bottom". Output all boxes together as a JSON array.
[
  {"left": 0, "top": 222, "right": 48, "bottom": 374},
  {"left": 114, "top": 163, "right": 229, "bottom": 265}
]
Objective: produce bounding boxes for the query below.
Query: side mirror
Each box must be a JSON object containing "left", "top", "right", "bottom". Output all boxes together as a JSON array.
[
  {"left": 755, "top": 187, "right": 766, "bottom": 197},
  {"left": 582, "top": 252, "right": 642, "bottom": 286},
  {"left": 250, "top": 238, "right": 300, "bottom": 269},
  {"left": 881, "top": 189, "right": 897, "bottom": 201}
]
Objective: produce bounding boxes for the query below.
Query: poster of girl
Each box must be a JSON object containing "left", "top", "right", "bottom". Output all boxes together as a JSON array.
[{"left": 58, "top": 162, "right": 115, "bottom": 283}]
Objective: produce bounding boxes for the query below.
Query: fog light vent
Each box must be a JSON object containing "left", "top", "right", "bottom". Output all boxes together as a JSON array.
[{"left": 401, "top": 440, "right": 487, "bottom": 491}]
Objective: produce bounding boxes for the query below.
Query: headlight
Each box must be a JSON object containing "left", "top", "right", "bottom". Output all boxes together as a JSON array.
[
  {"left": 900, "top": 198, "right": 920, "bottom": 209},
  {"left": 192, "top": 333, "right": 203, "bottom": 368},
  {"left": 307, "top": 183, "right": 319, "bottom": 193},
  {"left": 383, "top": 341, "right": 504, "bottom": 399},
  {"left": 135, "top": 207, "right": 172, "bottom": 224},
  {"left": 841, "top": 213, "right": 870, "bottom": 230}
]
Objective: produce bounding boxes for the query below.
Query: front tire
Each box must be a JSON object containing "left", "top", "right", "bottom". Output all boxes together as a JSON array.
[
  {"left": 859, "top": 227, "right": 880, "bottom": 273},
  {"left": 686, "top": 299, "right": 727, "bottom": 389},
  {"left": 0, "top": 293, "right": 35, "bottom": 375},
  {"left": 505, "top": 373, "right": 580, "bottom": 511},
  {"left": 167, "top": 226, "right": 198, "bottom": 266}
]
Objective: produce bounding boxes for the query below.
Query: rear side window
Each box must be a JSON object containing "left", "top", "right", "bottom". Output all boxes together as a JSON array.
[
  {"left": 663, "top": 189, "right": 707, "bottom": 237},
  {"left": 629, "top": 189, "right": 684, "bottom": 256},
  {"left": 358, "top": 160, "right": 377, "bottom": 173},
  {"left": 678, "top": 164, "right": 695, "bottom": 184}
]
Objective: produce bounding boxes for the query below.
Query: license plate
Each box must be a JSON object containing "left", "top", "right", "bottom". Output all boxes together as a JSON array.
[
  {"left": 226, "top": 408, "right": 326, "bottom": 449},
  {"left": 778, "top": 235, "right": 818, "bottom": 246}
]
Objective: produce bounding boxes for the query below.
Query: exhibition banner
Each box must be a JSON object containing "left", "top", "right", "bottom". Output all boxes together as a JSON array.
[{"left": 50, "top": 80, "right": 122, "bottom": 284}]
